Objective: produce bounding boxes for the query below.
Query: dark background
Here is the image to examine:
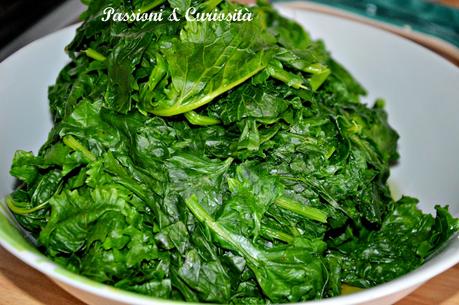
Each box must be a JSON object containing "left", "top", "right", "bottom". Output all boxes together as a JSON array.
[{"left": 0, "top": 0, "right": 65, "bottom": 48}]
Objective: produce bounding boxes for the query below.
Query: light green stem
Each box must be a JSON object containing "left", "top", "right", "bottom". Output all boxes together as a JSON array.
[
  {"left": 275, "top": 196, "right": 327, "bottom": 223},
  {"left": 152, "top": 66, "right": 265, "bottom": 116},
  {"left": 63, "top": 135, "right": 96, "bottom": 162},
  {"left": 267, "top": 64, "right": 307, "bottom": 90},
  {"left": 260, "top": 226, "right": 294, "bottom": 243},
  {"left": 184, "top": 111, "right": 220, "bottom": 126},
  {"left": 84, "top": 48, "right": 106, "bottom": 61},
  {"left": 6, "top": 196, "right": 48, "bottom": 215}
]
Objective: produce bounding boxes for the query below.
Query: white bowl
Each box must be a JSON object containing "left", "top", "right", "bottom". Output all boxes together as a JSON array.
[{"left": 0, "top": 5, "right": 458, "bottom": 305}]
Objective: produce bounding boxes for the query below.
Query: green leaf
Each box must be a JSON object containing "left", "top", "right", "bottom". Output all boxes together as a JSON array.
[{"left": 148, "top": 20, "right": 274, "bottom": 116}]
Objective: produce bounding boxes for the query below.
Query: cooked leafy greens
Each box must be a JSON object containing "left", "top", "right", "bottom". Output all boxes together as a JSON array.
[{"left": 6, "top": 0, "right": 458, "bottom": 303}]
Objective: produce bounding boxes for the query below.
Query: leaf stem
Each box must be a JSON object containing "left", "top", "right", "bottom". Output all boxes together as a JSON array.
[
  {"left": 267, "top": 64, "right": 307, "bottom": 90},
  {"left": 275, "top": 196, "right": 327, "bottom": 223},
  {"left": 260, "top": 226, "right": 294, "bottom": 243},
  {"left": 63, "top": 135, "right": 97, "bottom": 162},
  {"left": 184, "top": 111, "right": 220, "bottom": 126},
  {"left": 84, "top": 48, "right": 106, "bottom": 61},
  {"left": 152, "top": 65, "right": 266, "bottom": 116},
  {"left": 185, "top": 195, "right": 261, "bottom": 261},
  {"left": 6, "top": 196, "right": 49, "bottom": 215}
]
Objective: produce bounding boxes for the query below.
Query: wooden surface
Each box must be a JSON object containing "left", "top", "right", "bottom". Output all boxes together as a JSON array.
[
  {"left": 439, "top": 0, "right": 459, "bottom": 8},
  {"left": 0, "top": 245, "right": 458, "bottom": 305}
]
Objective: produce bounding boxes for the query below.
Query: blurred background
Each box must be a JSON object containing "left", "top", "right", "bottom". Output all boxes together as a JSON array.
[
  {"left": 0, "top": 0, "right": 458, "bottom": 61},
  {"left": 0, "top": 0, "right": 84, "bottom": 60}
]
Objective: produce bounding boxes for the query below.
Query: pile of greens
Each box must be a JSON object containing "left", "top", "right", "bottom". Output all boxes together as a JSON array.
[{"left": 6, "top": 0, "right": 458, "bottom": 303}]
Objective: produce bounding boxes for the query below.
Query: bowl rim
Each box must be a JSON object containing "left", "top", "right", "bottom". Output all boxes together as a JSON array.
[{"left": 1, "top": 209, "right": 458, "bottom": 305}]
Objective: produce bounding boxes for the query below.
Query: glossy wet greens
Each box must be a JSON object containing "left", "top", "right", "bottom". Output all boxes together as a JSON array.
[{"left": 7, "top": 0, "right": 458, "bottom": 303}]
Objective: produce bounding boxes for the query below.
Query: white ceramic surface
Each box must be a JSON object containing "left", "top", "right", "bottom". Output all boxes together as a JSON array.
[{"left": 0, "top": 5, "right": 458, "bottom": 305}]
